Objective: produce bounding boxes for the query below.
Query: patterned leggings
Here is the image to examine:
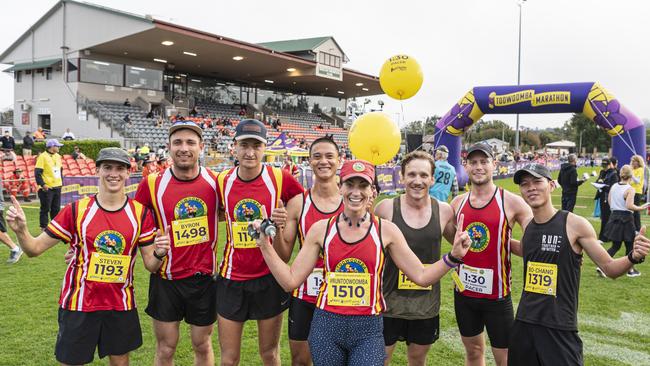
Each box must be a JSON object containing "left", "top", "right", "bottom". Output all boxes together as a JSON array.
[{"left": 308, "top": 308, "right": 385, "bottom": 366}]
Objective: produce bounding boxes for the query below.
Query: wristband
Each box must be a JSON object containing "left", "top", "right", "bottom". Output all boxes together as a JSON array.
[
  {"left": 153, "top": 251, "right": 167, "bottom": 261},
  {"left": 628, "top": 251, "right": 645, "bottom": 265},
  {"left": 447, "top": 252, "right": 464, "bottom": 265},
  {"left": 442, "top": 254, "right": 458, "bottom": 268}
]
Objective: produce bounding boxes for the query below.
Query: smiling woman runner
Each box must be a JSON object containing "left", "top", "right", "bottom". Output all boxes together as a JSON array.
[{"left": 252, "top": 159, "right": 472, "bottom": 366}]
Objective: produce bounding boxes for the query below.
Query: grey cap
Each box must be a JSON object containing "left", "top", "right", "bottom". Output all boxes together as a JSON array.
[
  {"left": 169, "top": 120, "right": 203, "bottom": 138},
  {"left": 513, "top": 163, "right": 552, "bottom": 184},
  {"left": 467, "top": 142, "right": 494, "bottom": 159},
  {"left": 234, "top": 119, "right": 267, "bottom": 144},
  {"left": 435, "top": 145, "right": 449, "bottom": 153},
  {"left": 96, "top": 147, "right": 131, "bottom": 167}
]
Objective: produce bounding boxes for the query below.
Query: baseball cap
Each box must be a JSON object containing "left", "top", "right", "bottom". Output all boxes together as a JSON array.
[
  {"left": 601, "top": 158, "right": 610, "bottom": 166},
  {"left": 436, "top": 145, "right": 449, "bottom": 153},
  {"left": 234, "top": 119, "right": 267, "bottom": 144},
  {"left": 168, "top": 120, "right": 203, "bottom": 138},
  {"left": 467, "top": 142, "right": 494, "bottom": 159},
  {"left": 96, "top": 147, "right": 131, "bottom": 167},
  {"left": 513, "top": 163, "right": 553, "bottom": 184},
  {"left": 340, "top": 160, "right": 375, "bottom": 184},
  {"left": 46, "top": 139, "right": 63, "bottom": 148}
]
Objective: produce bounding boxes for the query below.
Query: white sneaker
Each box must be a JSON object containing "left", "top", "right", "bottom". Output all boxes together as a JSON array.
[
  {"left": 7, "top": 247, "right": 23, "bottom": 264},
  {"left": 596, "top": 267, "right": 607, "bottom": 278},
  {"left": 627, "top": 269, "right": 641, "bottom": 277}
]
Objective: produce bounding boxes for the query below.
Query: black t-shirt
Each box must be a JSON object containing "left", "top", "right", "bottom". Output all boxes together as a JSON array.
[{"left": 517, "top": 210, "right": 582, "bottom": 331}]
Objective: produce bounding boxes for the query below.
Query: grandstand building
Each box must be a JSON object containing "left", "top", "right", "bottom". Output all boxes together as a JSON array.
[{"left": 0, "top": 0, "right": 380, "bottom": 148}]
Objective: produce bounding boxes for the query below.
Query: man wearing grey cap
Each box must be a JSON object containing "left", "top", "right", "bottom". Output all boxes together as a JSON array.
[
  {"left": 509, "top": 163, "right": 649, "bottom": 365},
  {"left": 6, "top": 147, "right": 169, "bottom": 365},
  {"left": 35, "top": 138, "right": 64, "bottom": 230}
]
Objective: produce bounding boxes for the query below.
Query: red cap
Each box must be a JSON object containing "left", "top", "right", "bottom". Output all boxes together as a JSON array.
[{"left": 340, "top": 160, "right": 375, "bottom": 184}]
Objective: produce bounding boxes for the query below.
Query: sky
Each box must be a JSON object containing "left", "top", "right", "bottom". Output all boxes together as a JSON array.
[{"left": 1, "top": 0, "right": 649, "bottom": 130}]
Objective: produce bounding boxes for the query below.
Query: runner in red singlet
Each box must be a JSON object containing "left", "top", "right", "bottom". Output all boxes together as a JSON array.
[
  {"left": 449, "top": 142, "right": 532, "bottom": 366},
  {"left": 275, "top": 136, "right": 343, "bottom": 365},
  {"left": 254, "top": 160, "right": 472, "bottom": 366},
  {"left": 134, "top": 121, "right": 219, "bottom": 366},
  {"left": 216, "top": 119, "right": 304, "bottom": 366}
]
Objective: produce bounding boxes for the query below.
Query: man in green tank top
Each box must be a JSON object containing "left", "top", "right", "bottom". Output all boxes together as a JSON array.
[{"left": 375, "top": 151, "right": 458, "bottom": 366}]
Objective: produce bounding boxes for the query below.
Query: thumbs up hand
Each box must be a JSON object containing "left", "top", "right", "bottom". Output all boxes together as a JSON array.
[
  {"left": 632, "top": 225, "right": 649, "bottom": 262},
  {"left": 270, "top": 200, "right": 287, "bottom": 230},
  {"left": 154, "top": 226, "right": 171, "bottom": 258}
]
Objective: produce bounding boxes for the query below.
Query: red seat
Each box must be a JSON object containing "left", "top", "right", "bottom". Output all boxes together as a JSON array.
[{"left": 80, "top": 168, "right": 91, "bottom": 176}]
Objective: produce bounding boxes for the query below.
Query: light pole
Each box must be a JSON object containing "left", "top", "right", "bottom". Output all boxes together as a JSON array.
[{"left": 515, "top": 0, "right": 526, "bottom": 152}]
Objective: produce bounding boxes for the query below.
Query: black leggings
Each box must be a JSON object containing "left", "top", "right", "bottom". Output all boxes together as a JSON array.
[{"left": 607, "top": 240, "right": 633, "bottom": 257}]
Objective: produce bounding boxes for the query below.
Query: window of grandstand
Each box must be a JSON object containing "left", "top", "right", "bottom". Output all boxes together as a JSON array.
[
  {"left": 126, "top": 65, "right": 162, "bottom": 90},
  {"left": 67, "top": 59, "right": 78, "bottom": 82},
  {"left": 318, "top": 52, "right": 341, "bottom": 68},
  {"left": 15, "top": 71, "right": 22, "bottom": 83},
  {"left": 46, "top": 67, "right": 52, "bottom": 80},
  {"left": 80, "top": 59, "right": 123, "bottom": 86}
]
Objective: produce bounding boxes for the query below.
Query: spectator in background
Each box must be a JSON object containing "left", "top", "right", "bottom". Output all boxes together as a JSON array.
[
  {"left": 123, "top": 113, "right": 131, "bottom": 126},
  {"left": 156, "top": 116, "right": 164, "bottom": 128},
  {"left": 2, "top": 149, "right": 16, "bottom": 162},
  {"left": 189, "top": 106, "right": 198, "bottom": 117},
  {"left": 61, "top": 128, "right": 75, "bottom": 141},
  {"left": 1, "top": 130, "right": 15, "bottom": 152},
  {"left": 33, "top": 127, "right": 46, "bottom": 141},
  {"left": 630, "top": 154, "right": 645, "bottom": 231},
  {"left": 9, "top": 168, "right": 31, "bottom": 202},
  {"left": 282, "top": 155, "right": 299, "bottom": 178},
  {"left": 141, "top": 158, "right": 158, "bottom": 178},
  {"left": 35, "top": 139, "right": 64, "bottom": 231},
  {"left": 429, "top": 145, "right": 458, "bottom": 202},
  {"left": 558, "top": 154, "right": 585, "bottom": 212},
  {"left": 124, "top": 98, "right": 131, "bottom": 106},
  {"left": 146, "top": 109, "right": 154, "bottom": 119},
  {"left": 597, "top": 157, "right": 619, "bottom": 242},
  {"left": 71, "top": 146, "right": 86, "bottom": 160},
  {"left": 22, "top": 131, "right": 34, "bottom": 156}
]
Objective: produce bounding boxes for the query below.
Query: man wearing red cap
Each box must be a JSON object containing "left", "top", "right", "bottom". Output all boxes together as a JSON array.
[{"left": 254, "top": 159, "right": 472, "bottom": 366}]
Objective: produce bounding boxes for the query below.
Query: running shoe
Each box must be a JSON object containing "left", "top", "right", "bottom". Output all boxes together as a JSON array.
[
  {"left": 596, "top": 267, "right": 607, "bottom": 278},
  {"left": 627, "top": 269, "right": 641, "bottom": 277},
  {"left": 7, "top": 247, "right": 23, "bottom": 264}
]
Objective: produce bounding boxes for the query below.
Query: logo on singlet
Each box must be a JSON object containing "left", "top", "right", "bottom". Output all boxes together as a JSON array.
[
  {"left": 94, "top": 230, "right": 126, "bottom": 255},
  {"left": 541, "top": 234, "right": 562, "bottom": 253},
  {"left": 466, "top": 222, "right": 490, "bottom": 253},
  {"left": 234, "top": 199, "right": 262, "bottom": 222},
  {"left": 174, "top": 197, "right": 207, "bottom": 219},
  {"left": 335, "top": 258, "right": 368, "bottom": 273}
]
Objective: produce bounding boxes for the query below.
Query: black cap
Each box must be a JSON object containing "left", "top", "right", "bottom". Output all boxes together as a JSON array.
[
  {"left": 513, "top": 163, "right": 553, "bottom": 184},
  {"left": 96, "top": 147, "right": 131, "bottom": 167},
  {"left": 467, "top": 142, "right": 494, "bottom": 159},
  {"left": 234, "top": 119, "right": 267, "bottom": 144}
]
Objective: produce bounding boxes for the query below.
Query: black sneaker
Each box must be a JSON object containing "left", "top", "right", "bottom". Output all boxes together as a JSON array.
[{"left": 627, "top": 269, "right": 641, "bottom": 277}]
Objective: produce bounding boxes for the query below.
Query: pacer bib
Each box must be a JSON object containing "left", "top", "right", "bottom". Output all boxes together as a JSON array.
[
  {"left": 306, "top": 268, "right": 324, "bottom": 297},
  {"left": 524, "top": 261, "right": 558, "bottom": 296},
  {"left": 232, "top": 222, "right": 257, "bottom": 249},
  {"left": 172, "top": 216, "right": 209, "bottom": 247},
  {"left": 327, "top": 272, "right": 371, "bottom": 307},
  {"left": 87, "top": 252, "right": 132, "bottom": 283},
  {"left": 398, "top": 264, "right": 432, "bottom": 290},
  {"left": 458, "top": 264, "right": 493, "bottom": 294}
]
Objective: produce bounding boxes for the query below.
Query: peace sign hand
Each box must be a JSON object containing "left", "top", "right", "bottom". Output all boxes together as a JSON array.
[
  {"left": 451, "top": 213, "right": 471, "bottom": 259},
  {"left": 6, "top": 195, "right": 27, "bottom": 233}
]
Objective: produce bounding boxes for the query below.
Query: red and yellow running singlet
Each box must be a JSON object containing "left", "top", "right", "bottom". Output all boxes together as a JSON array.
[
  {"left": 217, "top": 165, "right": 304, "bottom": 281},
  {"left": 456, "top": 187, "right": 512, "bottom": 300},
  {"left": 134, "top": 167, "right": 219, "bottom": 280},
  {"left": 317, "top": 214, "right": 386, "bottom": 316},
  {"left": 293, "top": 191, "right": 343, "bottom": 303},
  {"left": 46, "top": 196, "right": 156, "bottom": 312}
]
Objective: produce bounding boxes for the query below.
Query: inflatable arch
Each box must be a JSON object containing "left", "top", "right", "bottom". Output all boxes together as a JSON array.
[{"left": 433, "top": 82, "right": 646, "bottom": 186}]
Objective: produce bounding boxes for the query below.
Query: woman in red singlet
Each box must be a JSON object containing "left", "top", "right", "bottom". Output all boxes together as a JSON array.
[{"left": 253, "top": 159, "right": 471, "bottom": 366}]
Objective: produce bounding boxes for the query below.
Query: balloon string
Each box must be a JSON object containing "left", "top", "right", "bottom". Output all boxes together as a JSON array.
[{"left": 588, "top": 99, "right": 637, "bottom": 156}]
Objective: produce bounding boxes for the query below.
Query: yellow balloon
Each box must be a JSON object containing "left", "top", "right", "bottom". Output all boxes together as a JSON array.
[
  {"left": 379, "top": 55, "right": 423, "bottom": 100},
  {"left": 349, "top": 112, "right": 401, "bottom": 165}
]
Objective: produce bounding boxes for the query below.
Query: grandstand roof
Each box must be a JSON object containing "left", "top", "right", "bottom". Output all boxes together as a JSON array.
[
  {"left": 0, "top": 0, "right": 381, "bottom": 99},
  {"left": 258, "top": 36, "right": 349, "bottom": 62}
]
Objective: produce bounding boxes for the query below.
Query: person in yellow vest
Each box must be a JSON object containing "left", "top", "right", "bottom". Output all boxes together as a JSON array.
[
  {"left": 35, "top": 139, "right": 63, "bottom": 231},
  {"left": 630, "top": 154, "right": 645, "bottom": 231}
]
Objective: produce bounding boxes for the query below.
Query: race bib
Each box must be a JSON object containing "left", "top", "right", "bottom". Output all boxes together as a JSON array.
[
  {"left": 53, "top": 167, "right": 61, "bottom": 179},
  {"left": 306, "top": 268, "right": 324, "bottom": 297},
  {"left": 458, "top": 264, "right": 493, "bottom": 294},
  {"left": 398, "top": 265, "right": 432, "bottom": 290},
  {"left": 327, "top": 272, "right": 371, "bottom": 307},
  {"left": 87, "top": 252, "right": 131, "bottom": 283},
  {"left": 172, "top": 216, "right": 209, "bottom": 247},
  {"left": 232, "top": 221, "right": 257, "bottom": 249},
  {"left": 525, "top": 261, "right": 557, "bottom": 296}
]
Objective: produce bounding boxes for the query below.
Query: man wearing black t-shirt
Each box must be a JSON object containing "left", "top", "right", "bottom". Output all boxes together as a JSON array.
[{"left": 509, "top": 164, "right": 649, "bottom": 366}]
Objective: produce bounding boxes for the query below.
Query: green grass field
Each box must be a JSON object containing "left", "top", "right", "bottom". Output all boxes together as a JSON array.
[{"left": 0, "top": 167, "right": 649, "bottom": 365}]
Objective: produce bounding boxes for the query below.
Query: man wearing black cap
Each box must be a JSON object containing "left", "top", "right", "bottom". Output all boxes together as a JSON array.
[
  {"left": 215, "top": 119, "right": 304, "bottom": 365},
  {"left": 7, "top": 147, "right": 168, "bottom": 365},
  {"left": 134, "top": 121, "right": 220, "bottom": 365},
  {"left": 509, "top": 163, "right": 649, "bottom": 365},
  {"left": 449, "top": 142, "right": 533, "bottom": 366}
]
